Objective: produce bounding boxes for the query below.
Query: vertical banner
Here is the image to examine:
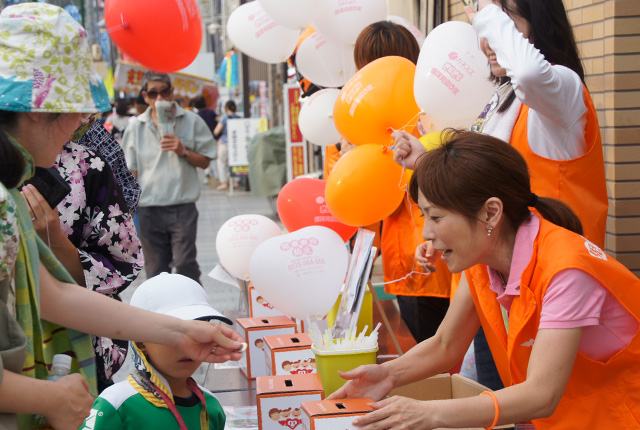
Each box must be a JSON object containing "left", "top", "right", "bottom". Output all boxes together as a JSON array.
[
  {"left": 283, "top": 83, "right": 308, "bottom": 181},
  {"left": 228, "top": 118, "right": 269, "bottom": 177}
]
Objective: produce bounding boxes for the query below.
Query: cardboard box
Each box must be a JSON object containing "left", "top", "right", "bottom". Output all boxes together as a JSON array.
[
  {"left": 389, "top": 373, "right": 512, "bottom": 430},
  {"left": 264, "top": 333, "right": 316, "bottom": 376},
  {"left": 257, "top": 373, "right": 324, "bottom": 430},
  {"left": 301, "top": 398, "right": 374, "bottom": 430},
  {"left": 236, "top": 316, "right": 297, "bottom": 379}
]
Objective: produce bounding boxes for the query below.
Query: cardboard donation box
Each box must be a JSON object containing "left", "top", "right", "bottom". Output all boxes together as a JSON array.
[
  {"left": 301, "top": 398, "right": 374, "bottom": 430},
  {"left": 250, "top": 286, "right": 290, "bottom": 318},
  {"left": 389, "top": 373, "right": 512, "bottom": 430},
  {"left": 257, "top": 373, "right": 324, "bottom": 430},
  {"left": 264, "top": 333, "right": 316, "bottom": 376},
  {"left": 236, "top": 316, "right": 297, "bottom": 379}
]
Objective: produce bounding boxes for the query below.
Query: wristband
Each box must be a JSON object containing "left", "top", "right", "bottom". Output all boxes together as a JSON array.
[
  {"left": 182, "top": 148, "right": 190, "bottom": 158},
  {"left": 481, "top": 391, "right": 499, "bottom": 430}
]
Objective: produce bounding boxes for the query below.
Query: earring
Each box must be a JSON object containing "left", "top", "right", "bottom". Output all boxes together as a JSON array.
[{"left": 487, "top": 227, "right": 493, "bottom": 237}]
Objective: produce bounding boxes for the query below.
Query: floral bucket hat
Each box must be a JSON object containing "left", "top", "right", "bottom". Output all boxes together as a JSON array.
[{"left": 0, "top": 3, "right": 110, "bottom": 113}]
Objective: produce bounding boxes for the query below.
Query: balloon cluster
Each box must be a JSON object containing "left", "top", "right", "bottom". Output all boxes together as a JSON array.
[{"left": 215, "top": 215, "right": 348, "bottom": 320}]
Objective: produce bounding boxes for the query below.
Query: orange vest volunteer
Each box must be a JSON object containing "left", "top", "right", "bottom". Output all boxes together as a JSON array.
[{"left": 466, "top": 216, "right": 640, "bottom": 429}]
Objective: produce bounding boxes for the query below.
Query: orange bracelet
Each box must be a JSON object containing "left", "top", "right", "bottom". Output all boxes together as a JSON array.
[{"left": 481, "top": 391, "right": 499, "bottom": 430}]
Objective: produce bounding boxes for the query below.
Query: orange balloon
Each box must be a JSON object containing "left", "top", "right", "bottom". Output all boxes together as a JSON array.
[
  {"left": 326, "top": 144, "right": 410, "bottom": 227},
  {"left": 333, "top": 56, "right": 421, "bottom": 147}
]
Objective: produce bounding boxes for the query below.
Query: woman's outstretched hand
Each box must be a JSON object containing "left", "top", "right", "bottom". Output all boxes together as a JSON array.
[
  {"left": 391, "top": 130, "right": 426, "bottom": 170},
  {"left": 177, "top": 320, "right": 246, "bottom": 363},
  {"left": 327, "top": 364, "right": 394, "bottom": 402}
]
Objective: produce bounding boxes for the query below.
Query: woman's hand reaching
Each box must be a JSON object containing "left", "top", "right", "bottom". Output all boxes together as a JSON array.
[
  {"left": 391, "top": 130, "right": 426, "bottom": 170},
  {"left": 327, "top": 364, "right": 394, "bottom": 402}
]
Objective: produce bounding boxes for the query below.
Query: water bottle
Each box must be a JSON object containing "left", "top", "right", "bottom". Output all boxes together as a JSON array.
[
  {"left": 48, "top": 354, "right": 71, "bottom": 381},
  {"left": 35, "top": 354, "right": 72, "bottom": 429}
]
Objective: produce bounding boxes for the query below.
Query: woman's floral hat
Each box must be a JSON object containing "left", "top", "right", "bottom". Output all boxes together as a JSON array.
[{"left": 0, "top": 3, "right": 110, "bottom": 113}]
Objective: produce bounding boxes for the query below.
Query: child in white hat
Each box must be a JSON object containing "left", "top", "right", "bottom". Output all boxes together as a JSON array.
[{"left": 80, "top": 273, "right": 244, "bottom": 430}]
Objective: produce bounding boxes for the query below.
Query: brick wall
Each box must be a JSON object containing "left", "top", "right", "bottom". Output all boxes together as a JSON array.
[{"left": 446, "top": 0, "right": 640, "bottom": 275}]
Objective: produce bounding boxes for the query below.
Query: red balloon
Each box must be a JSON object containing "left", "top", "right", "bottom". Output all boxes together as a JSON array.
[
  {"left": 105, "top": 0, "right": 202, "bottom": 73},
  {"left": 277, "top": 178, "right": 358, "bottom": 242}
]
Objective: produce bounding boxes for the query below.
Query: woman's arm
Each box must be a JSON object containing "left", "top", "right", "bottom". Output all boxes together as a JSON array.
[
  {"left": 353, "top": 323, "right": 582, "bottom": 429},
  {"left": 38, "top": 263, "right": 245, "bottom": 362},
  {"left": 329, "top": 276, "right": 480, "bottom": 400},
  {"left": 471, "top": 4, "right": 586, "bottom": 134}
]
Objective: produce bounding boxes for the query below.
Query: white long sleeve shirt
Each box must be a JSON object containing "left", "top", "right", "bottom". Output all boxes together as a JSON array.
[{"left": 473, "top": 4, "right": 588, "bottom": 160}]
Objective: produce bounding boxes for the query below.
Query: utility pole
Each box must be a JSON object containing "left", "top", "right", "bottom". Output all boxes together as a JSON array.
[
  {"left": 83, "top": 0, "right": 97, "bottom": 46},
  {"left": 238, "top": 0, "right": 250, "bottom": 118}
]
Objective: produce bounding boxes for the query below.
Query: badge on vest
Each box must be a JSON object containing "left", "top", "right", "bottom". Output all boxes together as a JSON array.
[{"left": 583, "top": 239, "right": 607, "bottom": 261}]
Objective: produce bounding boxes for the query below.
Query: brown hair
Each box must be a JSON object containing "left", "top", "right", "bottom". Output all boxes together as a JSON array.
[
  {"left": 354, "top": 21, "right": 420, "bottom": 70},
  {"left": 408, "top": 130, "right": 583, "bottom": 235}
]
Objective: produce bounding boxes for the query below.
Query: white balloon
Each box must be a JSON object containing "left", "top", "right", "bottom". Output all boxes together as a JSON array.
[
  {"left": 387, "top": 15, "right": 425, "bottom": 46},
  {"left": 299, "top": 89, "right": 342, "bottom": 146},
  {"left": 312, "top": 0, "right": 387, "bottom": 47},
  {"left": 227, "top": 2, "right": 299, "bottom": 64},
  {"left": 257, "top": 0, "right": 320, "bottom": 30},
  {"left": 296, "top": 32, "right": 357, "bottom": 88},
  {"left": 249, "top": 226, "right": 348, "bottom": 320},
  {"left": 216, "top": 214, "right": 283, "bottom": 280},
  {"left": 419, "top": 112, "right": 479, "bottom": 133},
  {"left": 414, "top": 21, "right": 496, "bottom": 121}
]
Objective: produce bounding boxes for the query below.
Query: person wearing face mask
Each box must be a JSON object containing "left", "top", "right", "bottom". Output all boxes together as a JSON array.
[
  {"left": 392, "top": 0, "right": 608, "bottom": 390},
  {"left": 329, "top": 131, "right": 640, "bottom": 430}
]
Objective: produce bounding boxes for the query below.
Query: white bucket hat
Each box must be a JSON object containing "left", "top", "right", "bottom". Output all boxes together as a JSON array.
[
  {"left": 130, "top": 273, "right": 232, "bottom": 325},
  {"left": 0, "top": 3, "right": 110, "bottom": 113}
]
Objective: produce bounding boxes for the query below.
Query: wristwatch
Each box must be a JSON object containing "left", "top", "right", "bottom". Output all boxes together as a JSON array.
[{"left": 182, "top": 148, "right": 190, "bottom": 158}]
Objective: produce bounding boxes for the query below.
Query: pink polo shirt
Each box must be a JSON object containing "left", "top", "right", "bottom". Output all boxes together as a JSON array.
[{"left": 487, "top": 215, "right": 638, "bottom": 362}]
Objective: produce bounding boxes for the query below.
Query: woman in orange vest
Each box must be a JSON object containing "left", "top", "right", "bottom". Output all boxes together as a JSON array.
[
  {"left": 393, "top": 0, "right": 608, "bottom": 389},
  {"left": 329, "top": 131, "right": 640, "bottom": 429},
  {"left": 350, "top": 22, "right": 453, "bottom": 342}
]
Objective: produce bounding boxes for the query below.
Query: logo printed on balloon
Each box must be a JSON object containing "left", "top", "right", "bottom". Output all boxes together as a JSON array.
[
  {"left": 229, "top": 219, "right": 259, "bottom": 233},
  {"left": 280, "top": 238, "right": 319, "bottom": 257},
  {"left": 349, "top": 84, "right": 374, "bottom": 117}
]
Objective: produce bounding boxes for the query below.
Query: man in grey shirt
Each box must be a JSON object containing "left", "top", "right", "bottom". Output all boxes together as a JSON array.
[{"left": 122, "top": 72, "right": 216, "bottom": 283}]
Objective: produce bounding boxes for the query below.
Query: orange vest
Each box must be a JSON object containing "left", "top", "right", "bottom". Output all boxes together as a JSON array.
[
  {"left": 466, "top": 216, "right": 640, "bottom": 429},
  {"left": 323, "top": 144, "right": 341, "bottom": 180},
  {"left": 382, "top": 196, "right": 452, "bottom": 297},
  {"left": 510, "top": 86, "right": 607, "bottom": 248}
]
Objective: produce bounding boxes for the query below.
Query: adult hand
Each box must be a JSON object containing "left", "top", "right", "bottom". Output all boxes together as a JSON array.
[
  {"left": 177, "top": 320, "right": 246, "bottom": 363},
  {"left": 160, "top": 134, "right": 186, "bottom": 156},
  {"left": 44, "top": 374, "right": 94, "bottom": 430},
  {"left": 464, "top": 0, "right": 492, "bottom": 23},
  {"left": 326, "top": 364, "right": 393, "bottom": 402},
  {"left": 391, "top": 130, "right": 426, "bottom": 170},
  {"left": 352, "top": 396, "right": 436, "bottom": 430},
  {"left": 21, "top": 184, "right": 64, "bottom": 243},
  {"left": 416, "top": 241, "right": 439, "bottom": 273}
]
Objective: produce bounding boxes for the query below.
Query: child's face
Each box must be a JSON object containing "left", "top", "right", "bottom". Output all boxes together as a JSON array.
[{"left": 143, "top": 342, "right": 202, "bottom": 386}]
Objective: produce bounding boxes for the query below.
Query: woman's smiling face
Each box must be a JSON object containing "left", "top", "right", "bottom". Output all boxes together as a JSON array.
[{"left": 418, "top": 191, "right": 489, "bottom": 273}]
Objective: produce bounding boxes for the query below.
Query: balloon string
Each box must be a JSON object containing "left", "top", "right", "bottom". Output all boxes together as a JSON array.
[
  {"left": 371, "top": 173, "right": 432, "bottom": 287},
  {"left": 374, "top": 111, "right": 431, "bottom": 287}
]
